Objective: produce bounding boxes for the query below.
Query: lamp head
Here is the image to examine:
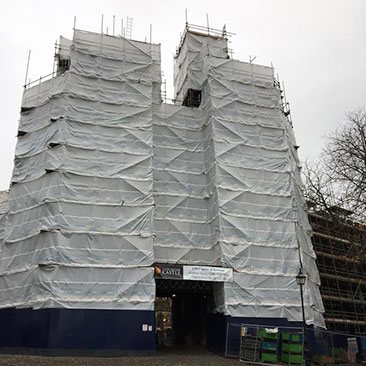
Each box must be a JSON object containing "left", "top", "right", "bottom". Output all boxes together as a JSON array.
[{"left": 296, "top": 268, "right": 306, "bottom": 286}]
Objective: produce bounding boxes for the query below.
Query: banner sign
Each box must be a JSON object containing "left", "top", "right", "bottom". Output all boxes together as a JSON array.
[
  {"left": 154, "top": 264, "right": 183, "bottom": 279},
  {"left": 154, "top": 264, "right": 233, "bottom": 282},
  {"left": 183, "top": 265, "right": 233, "bottom": 282}
]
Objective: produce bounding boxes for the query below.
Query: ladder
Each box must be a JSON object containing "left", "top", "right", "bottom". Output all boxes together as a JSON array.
[{"left": 125, "top": 17, "right": 133, "bottom": 39}]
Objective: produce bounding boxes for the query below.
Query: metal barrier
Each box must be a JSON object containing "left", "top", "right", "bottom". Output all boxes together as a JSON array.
[
  {"left": 225, "top": 322, "right": 366, "bottom": 365},
  {"left": 238, "top": 325, "right": 304, "bottom": 365},
  {"left": 225, "top": 323, "right": 243, "bottom": 358},
  {"left": 311, "top": 328, "right": 365, "bottom": 364}
]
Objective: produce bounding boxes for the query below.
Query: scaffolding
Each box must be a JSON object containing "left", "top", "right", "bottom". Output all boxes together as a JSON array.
[
  {"left": 0, "top": 25, "right": 325, "bottom": 329},
  {"left": 309, "top": 210, "right": 366, "bottom": 334}
]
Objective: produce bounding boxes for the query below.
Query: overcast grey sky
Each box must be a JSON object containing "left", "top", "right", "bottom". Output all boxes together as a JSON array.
[{"left": 0, "top": 0, "right": 365, "bottom": 190}]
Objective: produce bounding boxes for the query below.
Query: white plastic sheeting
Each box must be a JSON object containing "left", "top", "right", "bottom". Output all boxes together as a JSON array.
[
  {"left": 0, "top": 191, "right": 8, "bottom": 244},
  {"left": 0, "top": 28, "right": 324, "bottom": 327},
  {"left": 0, "top": 265, "right": 154, "bottom": 310},
  {"left": 0, "top": 30, "right": 159, "bottom": 310},
  {"left": 59, "top": 36, "right": 72, "bottom": 61},
  {"left": 171, "top": 31, "right": 325, "bottom": 327},
  {"left": 153, "top": 104, "right": 221, "bottom": 264}
]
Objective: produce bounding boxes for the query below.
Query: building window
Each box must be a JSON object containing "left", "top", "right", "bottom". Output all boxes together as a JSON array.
[
  {"left": 57, "top": 58, "right": 70, "bottom": 75},
  {"left": 182, "top": 89, "right": 201, "bottom": 108}
]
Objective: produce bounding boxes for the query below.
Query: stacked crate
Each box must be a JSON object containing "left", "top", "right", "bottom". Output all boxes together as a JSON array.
[
  {"left": 281, "top": 331, "right": 304, "bottom": 364},
  {"left": 258, "top": 328, "right": 279, "bottom": 363}
]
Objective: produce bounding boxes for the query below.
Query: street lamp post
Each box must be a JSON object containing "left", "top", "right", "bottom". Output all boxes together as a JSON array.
[{"left": 296, "top": 268, "right": 307, "bottom": 365}]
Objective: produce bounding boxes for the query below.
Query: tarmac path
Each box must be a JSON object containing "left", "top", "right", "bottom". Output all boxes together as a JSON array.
[
  {"left": 0, "top": 351, "right": 362, "bottom": 365},
  {"left": 0, "top": 349, "right": 241, "bottom": 366}
]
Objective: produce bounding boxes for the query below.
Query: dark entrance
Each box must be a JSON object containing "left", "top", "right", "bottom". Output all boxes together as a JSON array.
[{"left": 155, "top": 279, "right": 215, "bottom": 349}]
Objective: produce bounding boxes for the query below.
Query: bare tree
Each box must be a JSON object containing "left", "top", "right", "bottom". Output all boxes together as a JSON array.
[{"left": 303, "top": 109, "right": 366, "bottom": 221}]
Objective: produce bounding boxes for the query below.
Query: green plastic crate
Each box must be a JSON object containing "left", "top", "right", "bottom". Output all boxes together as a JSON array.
[
  {"left": 262, "top": 341, "right": 277, "bottom": 351},
  {"left": 282, "top": 353, "right": 303, "bottom": 364},
  {"left": 258, "top": 328, "right": 278, "bottom": 340},
  {"left": 282, "top": 332, "right": 302, "bottom": 343},
  {"left": 261, "top": 351, "right": 278, "bottom": 363},
  {"left": 282, "top": 342, "right": 303, "bottom": 353}
]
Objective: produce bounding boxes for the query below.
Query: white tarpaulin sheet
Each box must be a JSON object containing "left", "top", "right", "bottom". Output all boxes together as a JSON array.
[
  {"left": 170, "top": 30, "right": 325, "bottom": 327},
  {"left": 0, "top": 30, "right": 159, "bottom": 310},
  {"left": 153, "top": 104, "right": 221, "bottom": 264},
  {"left": 0, "top": 29, "right": 324, "bottom": 327},
  {"left": 0, "top": 191, "right": 8, "bottom": 243}
]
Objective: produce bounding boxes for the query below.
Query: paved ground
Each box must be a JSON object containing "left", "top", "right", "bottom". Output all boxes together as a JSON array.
[
  {"left": 1, "top": 352, "right": 365, "bottom": 365},
  {"left": 0, "top": 349, "right": 241, "bottom": 366}
]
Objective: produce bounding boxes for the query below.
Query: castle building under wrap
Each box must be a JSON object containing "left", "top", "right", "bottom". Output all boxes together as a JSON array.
[{"left": 0, "top": 26, "right": 324, "bottom": 353}]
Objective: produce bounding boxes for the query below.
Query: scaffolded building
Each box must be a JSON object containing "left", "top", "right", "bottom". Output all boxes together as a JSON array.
[
  {"left": 0, "top": 25, "right": 324, "bottom": 352},
  {"left": 309, "top": 209, "right": 366, "bottom": 335}
]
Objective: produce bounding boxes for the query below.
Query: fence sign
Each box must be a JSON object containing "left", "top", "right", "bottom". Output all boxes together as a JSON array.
[{"left": 347, "top": 337, "right": 358, "bottom": 353}]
